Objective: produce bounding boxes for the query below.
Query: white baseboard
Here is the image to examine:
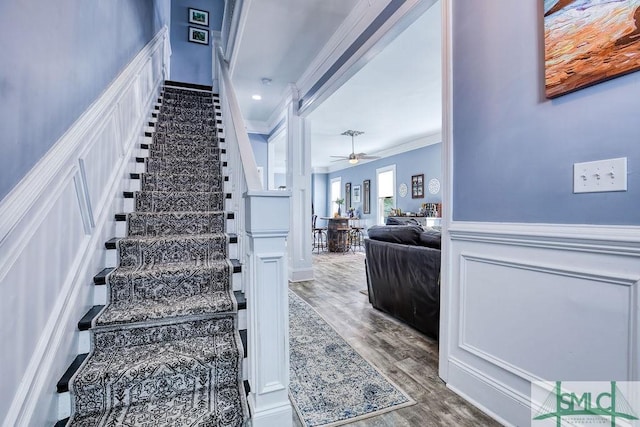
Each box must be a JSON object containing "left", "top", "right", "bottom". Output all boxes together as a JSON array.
[
  {"left": 288, "top": 267, "right": 314, "bottom": 283},
  {"left": 0, "top": 27, "right": 169, "bottom": 427}
]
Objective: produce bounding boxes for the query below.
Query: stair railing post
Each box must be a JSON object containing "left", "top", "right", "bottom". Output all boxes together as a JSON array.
[
  {"left": 215, "top": 43, "right": 293, "bottom": 426},
  {"left": 244, "top": 191, "right": 292, "bottom": 427}
]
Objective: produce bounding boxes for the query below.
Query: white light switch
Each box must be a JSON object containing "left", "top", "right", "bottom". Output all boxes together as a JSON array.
[{"left": 573, "top": 157, "right": 627, "bottom": 193}]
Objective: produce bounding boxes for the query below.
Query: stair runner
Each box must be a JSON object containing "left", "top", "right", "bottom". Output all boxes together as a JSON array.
[{"left": 66, "top": 86, "right": 249, "bottom": 426}]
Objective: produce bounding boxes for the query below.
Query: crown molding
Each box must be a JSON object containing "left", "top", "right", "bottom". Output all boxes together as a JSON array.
[
  {"left": 244, "top": 120, "right": 270, "bottom": 135},
  {"left": 312, "top": 167, "right": 329, "bottom": 174}
]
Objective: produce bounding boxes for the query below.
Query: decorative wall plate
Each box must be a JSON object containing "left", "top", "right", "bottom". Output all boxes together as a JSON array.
[
  {"left": 428, "top": 178, "right": 440, "bottom": 195},
  {"left": 398, "top": 183, "right": 408, "bottom": 198}
]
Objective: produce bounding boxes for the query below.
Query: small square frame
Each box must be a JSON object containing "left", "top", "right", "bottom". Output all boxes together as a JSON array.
[
  {"left": 188, "top": 27, "right": 209, "bottom": 45},
  {"left": 411, "top": 174, "right": 424, "bottom": 199},
  {"left": 189, "top": 8, "right": 209, "bottom": 26},
  {"left": 352, "top": 185, "right": 361, "bottom": 203}
]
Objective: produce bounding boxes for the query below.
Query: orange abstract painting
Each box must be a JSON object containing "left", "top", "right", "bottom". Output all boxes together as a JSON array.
[{"left": 544, "top": 0, "right": 640, "bottom": 98}]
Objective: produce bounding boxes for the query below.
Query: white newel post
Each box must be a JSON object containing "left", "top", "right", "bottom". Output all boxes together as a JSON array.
[
  {"left": 286, "top": 86, "right": 313, "bottom": 282},
  {"left": 245, "top": 192, "right": 293, "bottom": 427}
]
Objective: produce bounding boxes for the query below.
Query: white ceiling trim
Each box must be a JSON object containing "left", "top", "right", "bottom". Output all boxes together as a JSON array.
[
  {"left": 295, "top": 0, "right": 391, "bottom": 98},
  {"left": 228, "top": 0, "right": 252, "bottom": 76},
  {"left": 297, "top": 0, "right": 435, "bottom": 117},
  {"left": 326, "top": 131, "right": 442, "bottom": 174}
]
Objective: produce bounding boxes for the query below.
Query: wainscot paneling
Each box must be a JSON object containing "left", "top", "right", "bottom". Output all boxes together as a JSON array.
[
  {"left": 441, "top": 221, "right": 640, "bottom": 427},
  {"left": 0, "top": 27, "right": 169, "bottom": 427}
]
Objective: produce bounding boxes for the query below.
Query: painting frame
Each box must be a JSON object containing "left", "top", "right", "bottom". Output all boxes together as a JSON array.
[
  {"left": 363, "top": 180, "right": 371, "bottom": 214},
  {"left": 188, "top": 8, "right": 209, "bottom": 27},
  {"left": 353, "top": 185, "right": 361, "bottom": 204},
  {"left": 544, "top": 2, "right": 640, "bottom": 98},
  {"left": 345, "top": 182, "right": 352, "bottom": 212},
  {"left": 411, "top": 174, "right": 424, "bottom": 199},
  {"left": 188, "top": 27, "right": 209, "bottom": 45}
]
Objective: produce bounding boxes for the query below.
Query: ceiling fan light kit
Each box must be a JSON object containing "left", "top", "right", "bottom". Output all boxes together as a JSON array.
[{"left": 331, "top": 130, "right": 380, "bottom": 164}]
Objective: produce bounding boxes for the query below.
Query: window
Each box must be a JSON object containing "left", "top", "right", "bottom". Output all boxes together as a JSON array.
[
  {"left": 330, "top": 177, "right": 341, "bottom": 216},
  {"left": 376, "top": 165, "right": 396, "bottom": 225}
]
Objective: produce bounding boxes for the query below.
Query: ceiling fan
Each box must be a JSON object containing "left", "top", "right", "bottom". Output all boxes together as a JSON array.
[{"left": 330, "top": 130, "right": 380, "bottom": 164}]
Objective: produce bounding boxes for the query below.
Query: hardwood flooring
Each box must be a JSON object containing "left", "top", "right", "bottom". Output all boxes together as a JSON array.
[{"left": 289, "top": 251, "right": 502, "bottom": 427}]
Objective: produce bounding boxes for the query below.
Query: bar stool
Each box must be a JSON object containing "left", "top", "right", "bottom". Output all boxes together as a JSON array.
[
  {"left": 348, "top": 219, "right": 365, "bottom": 252},
  {"left": 312, "top": 215, "right": 327, "bottom": 253}
]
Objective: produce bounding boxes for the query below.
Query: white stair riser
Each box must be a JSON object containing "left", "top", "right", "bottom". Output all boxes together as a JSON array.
[
  {"left": 94, "top": 285, "right": 107, "bottom": 306},
  {"left": 79, "top": 330, "right": 90, "bottom": 354},
  {"left": 58, "top": 392, "right": 71, "bottom": 420},
  {"left": 129, "top": 179, "right": 141, "bottom": 192},
  {"left": 226, "top": 218, "right": 235, "bottom": 234},
  {"left": 124, "top": 198, "right": 134, "bottom": 213},
  {"left": 232, "top": 271, "right": 241, "bottom": 292},
  {"left": 238, "top": 309, "right": 247, "bottom": 330}
]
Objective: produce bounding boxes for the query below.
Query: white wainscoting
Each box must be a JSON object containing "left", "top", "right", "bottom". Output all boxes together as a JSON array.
[
  {"left": 0, "top": 27, "right": 169, "bottom": 427},
  {"left": 440, "top": 221, "right": 640, "bottom": 427}
]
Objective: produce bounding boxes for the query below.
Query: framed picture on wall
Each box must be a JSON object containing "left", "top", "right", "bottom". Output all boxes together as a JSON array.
[
  {"left": 363, "top": 180, "right": 371, "bottom": 214},
  {"left": 411, "top": 174, "right": 424, "bottom": 198},
  {"left": 345, "top": 182, "right": 352, "bottom": 211},
  {"left": 353, "top": 185, "right": 361, "bottom": 203},
  {"left": 188, "top": 27, "right": 209, "bottom": 45},
  {"left": 189, "top": 8, "right": 209, "bottom": 26}
]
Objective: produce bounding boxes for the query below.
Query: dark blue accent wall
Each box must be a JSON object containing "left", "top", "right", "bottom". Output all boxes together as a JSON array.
[
  {"left": 169, "top": 0, "right": 224, "bottom": 86},
  {"left": 452, "top": 1, "right": 640, "bottom": 225},
  {"left": 327, "top": 144, "right": 441, "bottom": 223},
  {"left": 0, "top": 0, "right": 167, "bottom": 201}
]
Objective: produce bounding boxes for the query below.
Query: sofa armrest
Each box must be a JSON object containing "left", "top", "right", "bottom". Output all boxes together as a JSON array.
[{"left": 364, "top": 238, "right": 441, "bottom": 339}]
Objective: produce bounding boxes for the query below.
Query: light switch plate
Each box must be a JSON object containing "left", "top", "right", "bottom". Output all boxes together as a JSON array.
[{"left": 573, "top": 157, "right": 627, "bottom": 193}]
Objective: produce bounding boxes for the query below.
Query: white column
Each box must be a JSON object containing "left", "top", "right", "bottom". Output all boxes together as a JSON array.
[
  {"left": 285, "top": 85, "right": 314, "bottom": 282},
  {"left": 244, "top": 192, "right": 293, "bottom": 427}
]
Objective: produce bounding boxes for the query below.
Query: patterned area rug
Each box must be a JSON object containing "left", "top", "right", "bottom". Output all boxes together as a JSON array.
[
  {"left": 289, "top": 290, "right": 415, "bottom": 427},
  {"left": 67, "top": 86, "right": 249, "bottom": 426}
]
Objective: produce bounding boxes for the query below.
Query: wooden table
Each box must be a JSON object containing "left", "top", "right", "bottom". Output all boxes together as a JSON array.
[{"left": 321, "top": 217, "right": 350, "bottom": 252}]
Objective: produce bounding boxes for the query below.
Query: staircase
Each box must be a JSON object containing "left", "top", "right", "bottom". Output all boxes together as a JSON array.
[{"left": 55, "top": 82, "right": 250, "bottom": 426}]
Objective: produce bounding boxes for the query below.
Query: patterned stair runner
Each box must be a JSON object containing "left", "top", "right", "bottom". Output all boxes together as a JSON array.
[{"left": 67, "top": 86, "right": 249, "bottom": 426}]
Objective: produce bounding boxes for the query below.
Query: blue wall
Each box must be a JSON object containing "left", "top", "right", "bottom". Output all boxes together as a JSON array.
[
  {"left": 327, "top": 144, "right": 442, "bottom": 224},
  {"left": 453, "top": 1, "right": 640, "bottom": 225},
  {"left": 170, "top": 0, "right": 224, "bottom": 85},
  {"left": 312, "top": 173, "right": 328, "bottom": 218},
  {"left": 249, "top": 133, "right": 268, "bottom": 185},
  {"left": 0, "top": 0, "right": 167, "bottom": 202}
]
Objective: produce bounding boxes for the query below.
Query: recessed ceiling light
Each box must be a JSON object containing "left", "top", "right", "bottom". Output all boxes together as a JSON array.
[{"left": 252, "top": 94, "right": 262, "bottom": 100}]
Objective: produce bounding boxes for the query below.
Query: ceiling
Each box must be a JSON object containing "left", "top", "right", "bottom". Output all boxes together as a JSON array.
[{"left": 230, "top": 0, "right": 442, "bottom": 170}]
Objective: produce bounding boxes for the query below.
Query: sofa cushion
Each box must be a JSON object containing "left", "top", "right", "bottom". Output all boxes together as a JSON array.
[
  {"left": 386, "top": 216, "right": 420, "bottom": 226},
  {"left": 418, "top": 228, "right": 441, "bottom": 249},
  {"left": 367, "top": 225, "right": 423, "bottom": 245}
]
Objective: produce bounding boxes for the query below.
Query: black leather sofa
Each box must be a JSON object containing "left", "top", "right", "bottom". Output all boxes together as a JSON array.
[{"left": 364, "top": 224, "right": 441, "bottom": 339}]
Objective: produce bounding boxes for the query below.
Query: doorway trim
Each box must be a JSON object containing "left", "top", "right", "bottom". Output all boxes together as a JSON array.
[{"left": 438, "top": 0, "right": 453, "bottom": 382}]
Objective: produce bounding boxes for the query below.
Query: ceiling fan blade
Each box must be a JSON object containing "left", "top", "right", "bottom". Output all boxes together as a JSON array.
[
  {"left": 329, "top": 155, "right": 349, "bottom": 159},
  {"left": 358, "top": 155, "right": 381, "bottom": 160},
  {"left": 331, "top": 158, "right": 348, "bottom": 162}
]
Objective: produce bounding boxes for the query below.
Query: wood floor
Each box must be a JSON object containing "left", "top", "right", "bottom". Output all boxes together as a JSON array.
[{"left": 289, "top": 251, "right": 502, "bottom": 427}]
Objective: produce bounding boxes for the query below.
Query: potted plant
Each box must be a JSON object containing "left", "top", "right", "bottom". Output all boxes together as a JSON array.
[{"left": 334, "top": 198, "right": 344, "bottom": 217}]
